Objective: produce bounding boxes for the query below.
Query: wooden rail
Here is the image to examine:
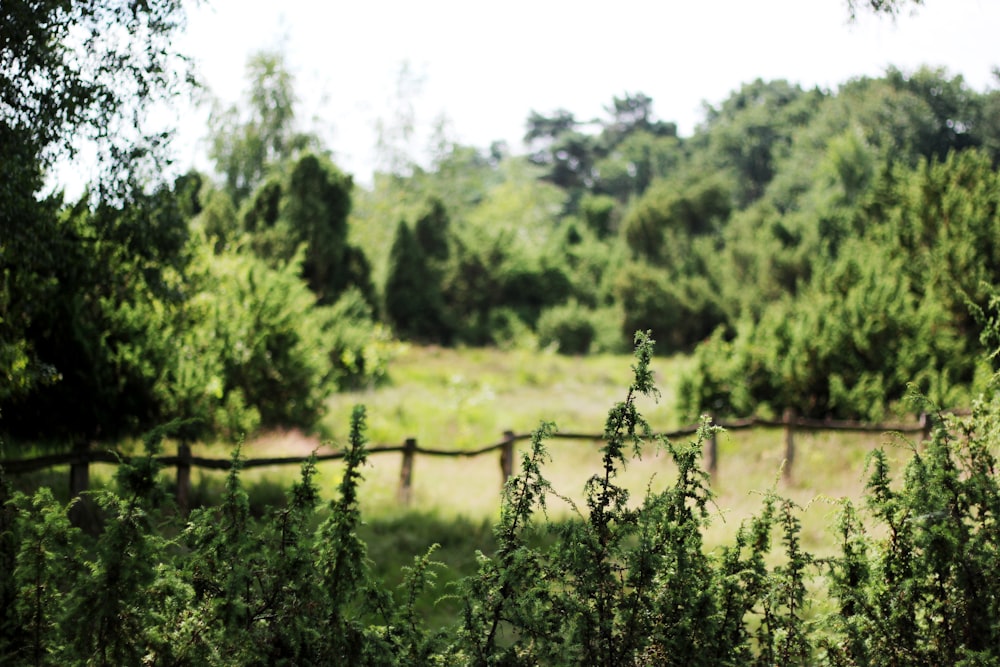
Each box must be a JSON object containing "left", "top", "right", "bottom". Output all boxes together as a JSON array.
[{"left": 1, "top": 411, "right": 950, "bottom": 522}]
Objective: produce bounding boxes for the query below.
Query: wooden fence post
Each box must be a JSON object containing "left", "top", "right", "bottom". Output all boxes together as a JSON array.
[
  {"left": 783, "top": 407, "right": 796, "bottom": 483},
  {"left": 919, "top": 412, "right": 932, "bottom": 448},
  {"left": 398, "top": 437, "right": 417, "bottom": 505},
  {"left": 176, "top": 442, "right": 192, "bottom": 514},
  {"left": 68, "top": 441, "right": 93, "bottom": 531},
  {"left": 500, "top": 430, "right": 516, "bottom": 489},
  {"left": 704, "top": 414, "right": 718, "bottom": 480}
]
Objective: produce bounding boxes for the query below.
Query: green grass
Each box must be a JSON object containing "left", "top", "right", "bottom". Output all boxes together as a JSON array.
[
  {"left": 179, "top": 345, "right": 917, "bottom": 546},
  {"left": 319, "top": 344, "right": 694, "bottom": 451},
  {"left": 176, "top": 343, "right": 919, "bottom": 614},
  {"left": 7, "top": 344, "right": 922, "bottom": 625}
]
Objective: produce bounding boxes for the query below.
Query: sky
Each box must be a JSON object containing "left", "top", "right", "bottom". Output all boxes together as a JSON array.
[{"left": 106, "top": 0, "right": 1000, "bottom": 188}]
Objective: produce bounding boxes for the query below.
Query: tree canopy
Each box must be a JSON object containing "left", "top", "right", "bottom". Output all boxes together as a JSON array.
[{"left": 5, "top": 0, "right": 1000, "bottom": 450}]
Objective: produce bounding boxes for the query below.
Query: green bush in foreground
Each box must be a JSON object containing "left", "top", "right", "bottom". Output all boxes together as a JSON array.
[{"left": 3, "top": 331, "right": 1000, "bottom": 665}]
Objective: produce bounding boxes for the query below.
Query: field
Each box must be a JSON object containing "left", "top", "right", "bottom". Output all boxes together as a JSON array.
[
  {"left": 178, "top": 345, "right": 919, "bottom": 604},
  {"left": 11, "top": 344, "right": 918, "bottom": 570},
  {"left": 2, "top": 344, "right": 961, "bottom": 645}
]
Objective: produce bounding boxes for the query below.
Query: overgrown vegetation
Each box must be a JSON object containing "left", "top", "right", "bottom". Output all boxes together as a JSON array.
[
  {"left": 7, "top": 3, "right": 1000, "bottom": 451},
  {"left": 4, "top": 331, "right": 1000, "bottom": 665}
]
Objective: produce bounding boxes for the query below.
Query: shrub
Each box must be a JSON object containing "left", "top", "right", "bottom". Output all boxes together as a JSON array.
[
  {"left": 4, "top": 331, "right": 1000, "bottom": 665},
  {"left": 536, "top": 300, "right": 597, "bottom": 354}
]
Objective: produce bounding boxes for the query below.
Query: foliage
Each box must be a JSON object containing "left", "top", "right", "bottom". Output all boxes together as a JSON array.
[
  {"left": 820, "top": 399, "right": 1000, "bottom": 664},
  {"left": 306, "top": 64, "right": 1000, "bottom": 426},
  {"left": 536, "top": 300, "right": 597, "bottom": 355},
  {"left": 1, "top": 182, "right": 193, "bottom": 445},
  {"left": 176, "top": 244, "right": 390, "bottom": 438},
  {"left": 684, "top": 148, "right": 1000, "bottom": 421},
  {"left": 621, "top": 171, "right": 733, "bottom": 263},
  {"left": 385, "top": 220, "right": 452, "bottom": 343},
  {"left": 1, "top": 0, "right": 191, "bottom": 184},
  {"left": 5, "top": 333, "right": 1000, "bottom": 664},
  {"left": 208, "top": 50, "right": 319, "bottom": 205}
]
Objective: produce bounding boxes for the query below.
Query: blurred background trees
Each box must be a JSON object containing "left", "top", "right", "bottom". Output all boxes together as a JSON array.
[{"left": 5, "top": 0, "right": 1000, "bottom": 451}]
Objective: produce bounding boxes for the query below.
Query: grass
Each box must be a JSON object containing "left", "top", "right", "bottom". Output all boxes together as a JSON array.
[
  {"left": 319, "top": 344, "right": 694, "bottom": 451},
  {"left": 174, "top": 345, "right": 918, "bottom": 549},
  {"left": 4, "top": 344, "right": 923, "bottom": 626},
  {"left": 168, "top": 343, "right": 921, "bottom": 628}
]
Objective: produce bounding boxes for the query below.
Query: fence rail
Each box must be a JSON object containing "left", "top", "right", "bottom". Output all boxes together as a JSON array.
[{"left": 2, "top": 411, "right": 951, "bottom": 522}]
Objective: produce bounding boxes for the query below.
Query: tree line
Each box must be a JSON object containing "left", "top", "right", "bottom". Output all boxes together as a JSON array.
[
  {"left": 3, "top": 0, "right": 997, "bottom": 456},
  {"left": 359, "top": 63, "right": 1000, "bottom": 425}
]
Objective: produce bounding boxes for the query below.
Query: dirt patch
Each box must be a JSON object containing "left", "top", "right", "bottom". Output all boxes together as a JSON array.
[{"left": 244, "top": 429, "right": 337, "bottom": 457}]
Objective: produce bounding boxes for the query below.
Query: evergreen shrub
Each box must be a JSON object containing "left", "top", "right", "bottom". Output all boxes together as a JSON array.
[
  {"left": 2, "top": 332, "right": 1000, "bottom": 665},
  {"left": 536, "top": 300, "right": 597, "bottom": 354}
]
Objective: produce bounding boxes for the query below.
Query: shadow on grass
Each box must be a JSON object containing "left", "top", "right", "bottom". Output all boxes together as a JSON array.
[{"left": 360, "top": 511, "right": 497, "bottom": 629}]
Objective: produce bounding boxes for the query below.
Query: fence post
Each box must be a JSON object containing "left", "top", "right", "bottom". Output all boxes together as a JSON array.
[
  {"left": 398, "top": 437, "right": 417, "bottom": 506},
  {"left": 782, "top": 407, "right": 796, "bottom": 483},
  {"left": 176, "top": 442, "right": 192, "bottom": 514},
  {"left": 704, "top": 414, "right": 718, "bottom": 480},
  {"left": 500, "top": 430, "right": 516, "bottom": 489},
  {"left": 68, "top": 441, "right": 93, "bottom": 531},
  {"left": 919, "top": 412, "right": 933, "bottom": 448}
]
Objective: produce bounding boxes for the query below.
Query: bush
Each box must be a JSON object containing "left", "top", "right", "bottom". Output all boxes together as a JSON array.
[
  {"left": 536, "top": 300, "right": 597, "bottom": 354},
  {"left": 681, "top": 239, "right": 968, "bottom": 421},
  {"left": 487, "top": 307, "right": 538, "bottom": 350},
  {"left": 4, "top": 332, "right": 1000, "bottom": 664}
]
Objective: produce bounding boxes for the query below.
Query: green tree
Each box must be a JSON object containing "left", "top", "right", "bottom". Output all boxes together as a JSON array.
[
  {"left": 241, "top": 153, "right": 374, "bottom": 306},
  {"left": 384, "top": 220, "right": 450, "bottom": 342},
  {"left": 1, "top": 0, "right": 190, "bottom": 180},
  {"left": 208, "top": 50, "right": 317, "bottom": 204},
  {"left": 2, "top": 0, "right": 192, "bottom": 409},
  {"left": 884, "top": 66, "right": 984, "bottom": 159},
  {"left": 413, "top": 197, "right": 451, "bottom": 263},
  {"left": 593, "top": 131, "right": 684, "bottom": 202},
  {"left": 622, "top": 172, "right": 733, "bottom": 264},
  {"left": 1, "top": 182, "right": 193, "bottom": 446},
  {"left": 525, "top": 109, "right": 601, "bottom": 206},
  {"left": 695, "top": 79, "right": 825, "bottom": 205},
  {"left": 871, "top": 149, "right": 1000, "bottom": 358},
  {"left": 282, "top": 153, "right": 358, "bottom": 304},
  {"left": 600, "top": 92, "right": 678, "bottom": 147}
]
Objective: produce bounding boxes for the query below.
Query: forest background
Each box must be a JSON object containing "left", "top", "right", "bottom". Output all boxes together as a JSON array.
[
  {"left": 7, "top": 1, "right": 1000, "bottom": 663},
  {"left": 5, "top": 0, "right": 1000, "bottom": 453}
]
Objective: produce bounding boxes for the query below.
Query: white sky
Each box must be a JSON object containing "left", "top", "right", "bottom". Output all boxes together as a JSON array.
[{"left": 90, "top": 0, "right": 1000, "bottom": 190}]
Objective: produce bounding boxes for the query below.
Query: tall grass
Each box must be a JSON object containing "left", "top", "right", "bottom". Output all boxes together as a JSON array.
[
  {"left": 3, "top": 334, "right": 999, "bottom": 664},
  {"left": 183, "top": 345, "right": 916, "bottom": 559}
]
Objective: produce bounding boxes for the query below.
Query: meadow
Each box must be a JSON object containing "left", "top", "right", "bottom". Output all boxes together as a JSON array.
[
  {"left": 6, "top": 341, "right": 992, "bottom": 663},
  {"left": 174, "top": 343, "right": 919, "bottom": 626},
  {"left": 12, "top": 343, "right": 917, "bottom": 583},
  {"left": 245, "top": 344, "right": 913, "bottom": 531}
]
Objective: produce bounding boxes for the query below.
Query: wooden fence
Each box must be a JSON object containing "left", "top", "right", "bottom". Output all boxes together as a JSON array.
[{"left": 2, "top": 411, "right": 943, "bottom": 520}]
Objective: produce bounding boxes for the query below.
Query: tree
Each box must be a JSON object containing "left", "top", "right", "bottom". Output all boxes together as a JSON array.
[
  {"left": 208, "top": 50, "right": 317, "bottom": 204},
  {"left": 601, "top": 92, "right": 677, "bottom": 147},
  {"left": 2, "top": 0, "right": 193, "bottom": 414},
  {"left": 1, "top": 182, "right": 193, "bottom": 445},
  {"left": 1, "top": 0, "right": 191, "bottom": 181},
  {"left": 593, "top": 131, "right": 684, "bottom": 201},
  {"left": 413, "top": 197, "right": 451, "bottom": 263},
  {"left": 384, "top": 220, "right": 450, "bottom": 342},
  {"left": 847, "top": 0, "right": 924, "bottom": 19},
  {"left": 238, "top": 153, "right": 373, "bottom": 306},
  {"left": 524, "top": 109, "right": 600, "bottom": 201},
  {"left": 696, "top": 79, "right": 825, "bottom": 206},
  {"left": 883, "top": 66, "right": 983, "bottom": 159},
  {"left": 282, "top": 154, "right": 357, "bottom": 304},
  {"left": 622, "top": 173, "right": 733, "bottom": 264},
  {"left": 374, "top": 60, "right": 426, "bottom": 178}
]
